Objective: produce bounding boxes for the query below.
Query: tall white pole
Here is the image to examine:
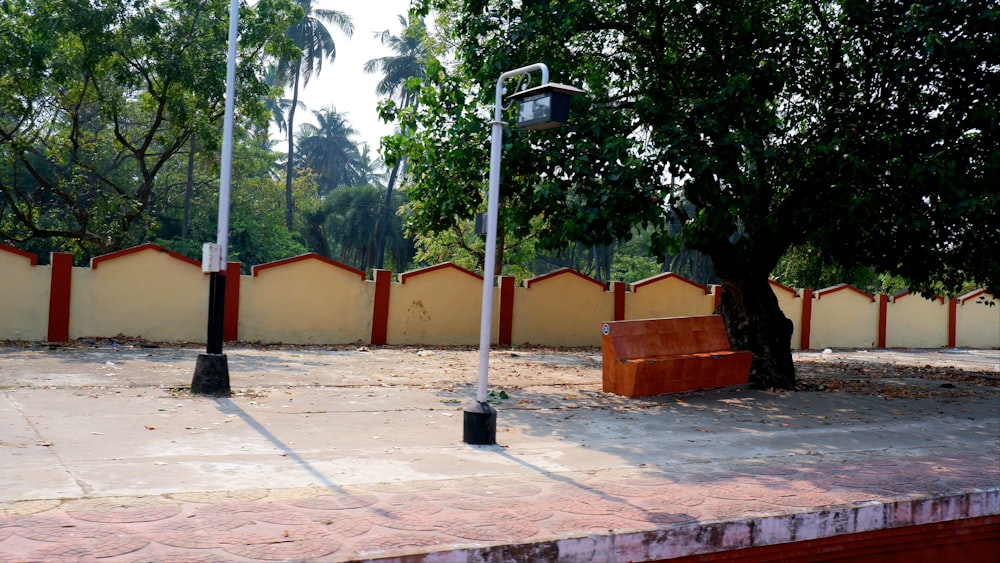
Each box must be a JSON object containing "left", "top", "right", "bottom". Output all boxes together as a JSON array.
[
  {"left": 217, "top": 0, "right": 239, "bottom": 261},
  {"left": 475, "top": 63, "right": 549, "bottom": 404},
  {"left": 191, "top": 0, "right": 239, "bottom": 393}
]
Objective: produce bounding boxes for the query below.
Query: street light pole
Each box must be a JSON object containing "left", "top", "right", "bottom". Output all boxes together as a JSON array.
[
  {"left": 463, "top": 63, "right": 550, "bottom": 445},
  {"left": 192, "top": 0, "right": 239, "bottom": 395}
]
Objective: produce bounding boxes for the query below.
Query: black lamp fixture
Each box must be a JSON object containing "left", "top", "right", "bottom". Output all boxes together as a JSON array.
[{"left": 510, "top": 83, "right": 585, "bottom": 131}]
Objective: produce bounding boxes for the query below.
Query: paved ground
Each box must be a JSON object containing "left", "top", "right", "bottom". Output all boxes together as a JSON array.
[{"left": 0, "top": 343, "right": 997, "bottom": 562}]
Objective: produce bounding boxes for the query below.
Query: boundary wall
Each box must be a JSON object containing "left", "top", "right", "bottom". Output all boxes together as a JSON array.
[{"left": 1, "top": 243, "right": 996, "bottom": 350}]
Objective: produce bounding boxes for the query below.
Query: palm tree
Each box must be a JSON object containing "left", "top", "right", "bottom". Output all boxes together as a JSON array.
[
  {"left": 276, "top": 1, "right": 353, "bottom": 230},
  {"left": 326, "top": 184, "right": 382, "bottom": 270},
  {"left": 297, "top": 107, "right": 362, "bottom": 195},
  {"left": 363, "top": 15, "right": 428, "bottom": 108},
  {"left": 263, "top": 64, "right": 303, "bottom": 140},
  {"left": 354, "top": 144, "right": 387, "bottom": 187},
  {"left": 364, "top": 15, "right": 428, "bottom": 269}
]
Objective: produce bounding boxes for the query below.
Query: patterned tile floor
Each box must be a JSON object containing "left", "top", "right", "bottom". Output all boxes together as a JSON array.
[{"left": 1, "top": 447, "right": 996, "bottom": 562}]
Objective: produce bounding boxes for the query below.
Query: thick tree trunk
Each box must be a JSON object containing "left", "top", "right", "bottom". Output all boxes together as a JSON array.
[{"left": 712, "top": 254, "right": 796, "bottom": 390}]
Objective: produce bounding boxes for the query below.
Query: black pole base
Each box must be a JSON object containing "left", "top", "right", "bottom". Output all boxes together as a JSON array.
[
  {"left": 192, "top": 353, "right": 231, "bottom": 396},
  {"left": 463, "top": 401, "right": 497, "bottom": 445}
]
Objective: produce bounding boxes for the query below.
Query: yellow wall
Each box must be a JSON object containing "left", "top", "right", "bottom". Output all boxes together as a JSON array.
[
  {"left": 1, "top": 244, "right": 997, "bottom": 350},
  {"left": 886, "top": 293, "right": 948, "bottom": 348},
  {"left": 239, "top": 257, "right": 372, "bottom": 344},
  {"left": 956, "top": 293, "right": 999, "bottom": 348},
  {"left": 387, "top": 264, "right": 482, "bottom": 345},
  {"left": 0, "top": 249, "right": 48, "bottom": 341},
  {"left": 810, "top": 286, "right": 879, "bottom": 348},
  {"left": 771, "top": 282, "right": 803, "bottom": 350},
  {"left": 626, "top": 273, "right": 715, "bottom": 319},
  {"left": 70, "top": 248, "right": 207, "bottom": 341},
  {"left": 513, "top": 271, "right": 613, "bottom": 347}
]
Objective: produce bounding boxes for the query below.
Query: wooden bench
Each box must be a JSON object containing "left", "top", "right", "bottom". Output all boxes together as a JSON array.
[{"left": 601, "top": 315, "right": 753, "bottom": 397}]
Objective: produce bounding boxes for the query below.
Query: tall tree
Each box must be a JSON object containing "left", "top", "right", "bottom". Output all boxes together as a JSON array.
[
  {"left": 276, "top": 0, "right": 353, "bottom": 230},
  {"left": 355, "top": 144, "right": 388, "bottom": 187},
  {"left": 406, "top": 0, "right": 999, "bottom": 389},
  {"left": 262, "top": 64, "right": 304, "bottom": 140},
  {"left": 326, "top": 184, "right": 382, "bottom": 270},
  {"left": 365, "top": 15, "right": 429, "bottom": 269},
  {"left": 0, "top": 0, "right": 299, "bottom": 260},
  {"left": 297, "top": 107, "right": 363, "bottom": 195}
]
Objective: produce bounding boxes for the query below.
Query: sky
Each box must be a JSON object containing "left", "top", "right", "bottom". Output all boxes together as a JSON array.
[{"left": 292, "top": 0, "right": 415, "bottom": 156}]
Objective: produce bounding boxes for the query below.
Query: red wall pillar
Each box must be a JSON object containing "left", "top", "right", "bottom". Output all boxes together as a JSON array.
[
  {"left": 877, "top": 293, "right": 889, "bottom": 348},
  {"left": 370, "top": 269, "right": 392, "bottom": 345},
  {"left": 47, "top": 252, "right": 74, "bottom": 343},
  {"left": 947, "top": 297, "right": 958, "bottom": 347},
  {"left": 611, "top": 281, "right": 626, "bottom": 321},
  {"left": 223, "top": 262, "right": 241, "bottom": 342},
  {"left": 498, "top": 276, "right": 515, "bottom": 346},
  {"left": 799, "top": 289, "right": 813, "bottom": 350}
]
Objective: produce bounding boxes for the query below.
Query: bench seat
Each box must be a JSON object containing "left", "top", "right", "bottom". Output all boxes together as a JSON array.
[{"left": 602, "top": 316, "right": 752, "bottom": 397}]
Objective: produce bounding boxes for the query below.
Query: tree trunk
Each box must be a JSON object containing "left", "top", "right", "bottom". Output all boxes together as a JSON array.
[
  {"left": 494, "top": 224, "right": 506, "bottom": 278},
  {"left": 592, "top": 243, "right": 613, "bottom": 282},
  {"left": 284, "top": 68, "right": 301, "bottom": 231},
  {"left": 712, "top": 254, "right": 796, "bottom": 390},
  {"left": 374, "top": 154, "right": 406, "bottom": 270},
  {"left": 182, "top": 135, "right": 196, "bottom": 243}
]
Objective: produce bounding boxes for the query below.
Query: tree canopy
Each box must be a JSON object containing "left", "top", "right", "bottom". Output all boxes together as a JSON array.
[
  {"left": 399, "top": 0, "right": 999, "bottom": 388},
  {"left": 274, "top": 0, "right": 354, "bottom": 229},
  {"left": 0, "top": 0, "right": 299, "bottom": 259}
]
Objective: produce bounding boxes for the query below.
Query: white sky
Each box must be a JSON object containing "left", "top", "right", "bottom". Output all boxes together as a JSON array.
[{"left": 292, "top": 0, "right": 415, "bottom": 157}]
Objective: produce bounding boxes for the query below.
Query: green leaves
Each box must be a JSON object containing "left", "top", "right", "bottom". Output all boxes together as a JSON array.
[
  {"left": 396, "top": 0, "right": 998, "bottom": 298},
  {"left": 0, "top": 0, "right": 300, "bottom": 258}
]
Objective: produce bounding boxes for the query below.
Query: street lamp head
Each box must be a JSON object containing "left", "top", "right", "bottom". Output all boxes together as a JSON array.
[{"left": 509, "top": 82, "right": 585, "bottom": 131}]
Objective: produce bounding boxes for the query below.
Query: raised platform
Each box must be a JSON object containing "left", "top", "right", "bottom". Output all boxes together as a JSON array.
[{"left": 1, "top": 344, "right": 997, "bottom": 561}]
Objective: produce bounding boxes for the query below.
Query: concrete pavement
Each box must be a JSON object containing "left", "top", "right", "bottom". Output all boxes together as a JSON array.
[{"left": 0, "top": 344, "right": 997, "bottom": 561}]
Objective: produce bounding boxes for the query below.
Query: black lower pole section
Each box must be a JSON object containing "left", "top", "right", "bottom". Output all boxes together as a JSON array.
[
  {"left": 206, "top": 271, "right": 225, "bottom": 355},
  {"left": 192, "top": 270, "right": 230, "bottom": 395},
  {"left": 192, "top": 353, "right": 230, "bottom": 395},
  {"left": 463, "top": 401, "right": 497, "bottom": 445}
]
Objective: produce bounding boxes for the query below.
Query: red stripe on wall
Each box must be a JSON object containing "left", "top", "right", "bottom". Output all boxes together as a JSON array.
[
  {"left": 47, "top": 253, "right": 73, "bottom": 343},
  {"left": 799, "top": 289, "right": 813, "bottom": 350},
  {"left": 948, "top": 297, "right": 958, "bottom": 347},
  {"left": 371, "top": 269, "right": 391, "bottom": 345},
  {"left": 612, "top": 281, "right": 626, "bottom": 321},
  {"left": 223, "top": 263, "right": 241, "bottom": 342},
  {"left": 661, "top": 514, "right": 1000, "bottom": 563},
  {"left": 498, "top": 276, "right": 515, "bottom": 346},
  {"left": 713, "top": 285, "right": 722, "bottom": 313},
  {"left": 878, "top": 293, "right": 888, "bottom": 348}
]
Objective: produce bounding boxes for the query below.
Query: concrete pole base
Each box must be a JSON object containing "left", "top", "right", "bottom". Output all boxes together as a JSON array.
[
  {"left": 463, "top": 401, "right": 497, "bottom": 445},
  {"left": 192, "top": 353, "right": 231, "bottom": 396}
]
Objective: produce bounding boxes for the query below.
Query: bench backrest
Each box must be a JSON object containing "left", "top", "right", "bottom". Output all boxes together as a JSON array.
[{"left": 602, "top": 315, "right": 733, "bottom": 359}]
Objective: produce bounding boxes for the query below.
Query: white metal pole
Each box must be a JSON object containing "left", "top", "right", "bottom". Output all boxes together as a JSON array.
[
  {"left": 217, "top": 0, "right": 239, "bottom": 263},
  {"left": 193, "top": 0, "right": 239, "bottom": 386},
  {"left": 475, "top": 63, "right": 549, "bottom": 404}
]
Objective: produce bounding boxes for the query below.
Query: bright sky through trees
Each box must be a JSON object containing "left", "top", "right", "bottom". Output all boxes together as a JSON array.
[{"left": 295, "top": 0, "right": 413, "bottom": 152}]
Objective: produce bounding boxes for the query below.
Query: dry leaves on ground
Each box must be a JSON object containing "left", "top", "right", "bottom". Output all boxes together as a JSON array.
[{"left": 794, "top": 359, "right": 999, "bottom": 399}]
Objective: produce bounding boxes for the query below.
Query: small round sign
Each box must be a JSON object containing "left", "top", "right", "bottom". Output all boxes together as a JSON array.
[{"left": 602, "top": 323, "right": 610, "bottom": 335}]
